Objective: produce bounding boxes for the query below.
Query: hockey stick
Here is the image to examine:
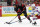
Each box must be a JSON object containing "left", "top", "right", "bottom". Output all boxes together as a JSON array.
[
  {"left": 4, "top": 16, "right": 17, "bottom": 24},
  {"left": 4, "top": 11, "right": 24, "bottom": 24},
  {"left": 5, "top": 18, "right": 26, "bottom": 24}
]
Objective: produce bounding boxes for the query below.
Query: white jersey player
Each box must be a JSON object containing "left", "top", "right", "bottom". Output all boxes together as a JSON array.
[{"left": 30, "top": 4, "right": 38, "bottom": 25}]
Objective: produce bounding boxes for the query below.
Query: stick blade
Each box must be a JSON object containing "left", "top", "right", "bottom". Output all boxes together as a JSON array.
[{"left": 5, "top": 22, "right": 12, "bottom": 24}]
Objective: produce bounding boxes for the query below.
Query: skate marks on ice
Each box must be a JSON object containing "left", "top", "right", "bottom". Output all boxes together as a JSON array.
[
  {"left": 3, "top": 16, "right": 40, "bottom": 26},
  {"left": 0, "top": 16, "right": 40, "bottom": 27},
  {"left": 4, "top": 16, "right": 27, "bottom": 24}
]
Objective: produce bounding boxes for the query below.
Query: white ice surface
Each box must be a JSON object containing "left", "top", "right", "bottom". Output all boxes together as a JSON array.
[{"left": 0, "top": 16, "right": 40, "bottom": 27}]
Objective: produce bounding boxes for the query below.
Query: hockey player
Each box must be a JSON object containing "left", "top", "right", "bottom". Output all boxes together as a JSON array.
[
  {"left": 31, "top": 4, "right": 38, "bottom": 25},
  {"left": 14, "top": 1, "right": 31, "bottom": 22}
]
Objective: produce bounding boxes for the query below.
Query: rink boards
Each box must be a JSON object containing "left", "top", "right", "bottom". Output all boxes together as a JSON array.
[{"left": 0, "top": 6, "right": 40, "bottom": 17}]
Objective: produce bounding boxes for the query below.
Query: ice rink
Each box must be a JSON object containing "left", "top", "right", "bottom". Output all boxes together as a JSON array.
[{"left": 0, "top": 16, "right": 40, "bottom": 27}]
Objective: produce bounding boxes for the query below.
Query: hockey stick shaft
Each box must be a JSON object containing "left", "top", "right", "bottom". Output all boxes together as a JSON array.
[
  {"left": 9, "top": 16, "right": 17, "bottom": 23},
  {"left": 10, "top": 18, "right": 26, "bottom": 24}
]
